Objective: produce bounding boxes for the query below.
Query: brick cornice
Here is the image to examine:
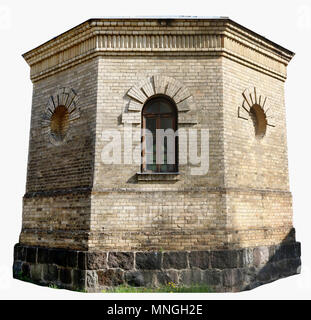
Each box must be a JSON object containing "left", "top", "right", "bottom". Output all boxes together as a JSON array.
[{"left": 22, "top": 18, "right": 294, "bottom": 82}]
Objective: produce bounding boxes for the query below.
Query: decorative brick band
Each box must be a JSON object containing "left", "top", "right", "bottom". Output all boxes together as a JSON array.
[
  {"left": 24, "top": 186, "right": 92, "bottom": 198},
  {"left": 13, "top": 242, "right": 301, "bottom": 292},
  {"left": 24, "top": 186, "right": 292, "bottom": 199},
  {"left": 23, "top": 19, "right": 293, "bottom": 82}
]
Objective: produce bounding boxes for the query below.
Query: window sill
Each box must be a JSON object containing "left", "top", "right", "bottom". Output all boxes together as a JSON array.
[{"left": 136, "top": 172, "right": 180, "bottom": 182}]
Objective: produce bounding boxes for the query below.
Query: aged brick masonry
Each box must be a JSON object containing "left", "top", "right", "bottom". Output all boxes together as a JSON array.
[{"left": 13, "top": 17, "right": 301, "bottom": 292}]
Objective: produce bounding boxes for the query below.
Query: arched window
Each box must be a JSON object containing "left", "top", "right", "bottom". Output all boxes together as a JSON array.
[{"left": 142, "top": 96, "right": 178, "bottom": 173}]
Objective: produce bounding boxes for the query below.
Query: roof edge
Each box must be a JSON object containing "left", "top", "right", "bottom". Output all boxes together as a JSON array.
[{"left": 22, "top": 17, "right": 295, "bottom": 61}]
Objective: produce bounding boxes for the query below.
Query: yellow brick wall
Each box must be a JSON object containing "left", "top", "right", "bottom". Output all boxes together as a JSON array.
[{"left": 19, "top": 19, "right": 295, "bottom": 252}]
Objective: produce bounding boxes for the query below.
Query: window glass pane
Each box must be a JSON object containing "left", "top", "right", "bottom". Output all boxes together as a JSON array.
[
  {"left": 144, "top": 101, "right": 159, "bottom": 113},
  {"left": 145, "top": 118, "right": 157, "bottom": 172},
  {"left": 158, "top": 100, "right": 173, "bottom": 113},
  {"left": 166, "top": 164, "right": 176, "bottom": 172},
  {"left": 145, "top": 118, "right": 156, "bottom": 151},
  {"left": 159, "top": 118, "right": 175, "bottom": 162},
  {"left": 157, "top": 118, "right": 176, "bottom": 171},
  {"left": 146, "top": 153, "right": 154, "bottom": 165},
  {"left": 144, "top": 99, "right": 174, "bottom": 114},
  {"left": 143, "top": 98, "right": 177, "bottom": 172},
  {"left": 147, "top": 164, "right": 157, "bottom": 171},
  {"left": 146, "top": 117, "right": 156, "bottom": 132},
  {"left": 160, "top": 118, "right": 173, "bottom": 130}
]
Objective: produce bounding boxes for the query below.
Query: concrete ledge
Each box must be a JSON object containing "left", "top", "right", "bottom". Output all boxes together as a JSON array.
[
  {"left": 136, "top": 172, "right": 180, "bottom": 182},
  {"left": 13, "top": 242, "right": 301, "bottom": 292}
]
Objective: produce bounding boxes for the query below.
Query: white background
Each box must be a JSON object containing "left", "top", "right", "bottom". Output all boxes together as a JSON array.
[{"left": 0, "top": 0, "right": 310, "bottom": 300}]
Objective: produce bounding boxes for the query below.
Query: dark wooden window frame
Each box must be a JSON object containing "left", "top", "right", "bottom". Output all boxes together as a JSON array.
[{"left": 141, "top": 95, "right": 178, "bottom": 173}]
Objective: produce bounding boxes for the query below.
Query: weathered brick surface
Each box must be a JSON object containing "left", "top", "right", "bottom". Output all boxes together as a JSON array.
[{"left": 19, "top": 18, "right": 296, "bottom": 252}]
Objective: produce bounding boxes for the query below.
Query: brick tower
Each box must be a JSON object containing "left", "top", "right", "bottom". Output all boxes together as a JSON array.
[{"left": 13, "top": 17, "right": 301, "bottom": 292}]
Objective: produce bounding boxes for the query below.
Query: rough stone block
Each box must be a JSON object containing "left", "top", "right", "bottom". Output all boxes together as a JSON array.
[
  {"left": 78, "top": 251, "right": 107, "bottom": 270},
  {"left": 16, "top": 245, "right": 27, "bottom": 261},
  {"left": 189, "top": 251, "right": 209, "bottom": 269},
  {"left": 271, "top": 244, "right": 285, "bottom": 262},
  {"left": 21, "top": 263, "right": 30, "bottom": 278},
  {"left": 26, "top": 247, "right": 37, "bottom": 263},
  {"left": 202, "top": 269, "right": 222, "bottom": 286},
  {"left": 222, "top": 268, "right": 244, "bottom": 287},
  {"left": 66, "top": 250, "right": 78, "bottom": 268},
  {"left": 13, "top": 261, "right": 22, "bottom": 278},
  {"left": 78, "top": 251, "right": 86, "bottom": 270},
  {"left": 86, "top": 271, "right": 98, "bottom": 288},
  {"left": 13, "top": 244, "right": 19, "bottom": 261},
  {"left": 282, "top": 242, "right": 301, "bottom": 260},
  {"left": 86, "top": 252, "right": 107, "bottom": 270},
  {"left": 43, "top": 264, "right": 59, "bottom": 282},
  {"left": 156, "top": 270, "right": 179, "bottom": 286},
  {"left": 242, "top": 266, "right": 258, "bottom": 288},
  {"left": 72, "top": 269, "right": 86, "bottom": 290},
  {"left": 59, "top": 268, "right": 72, "bottom": 284},
  {"left": 268, "top": 245, "right": 277, "bottom": 261},
  {"left": 97, "top": 269, "right": 124, "bottom": 286},
  {"left": 270, "top": 242, "right": 301, "bottom": 263},
  {"left": 163, "top": 252, "right": 188, "bottom": 269},
  {"left": 211, "top": 250, "right": 242, "bottom": 269},
  {"left": 136, "top": 252, "right": 162, "bottom": 270},
  {"left": 180, "top": 269, "right": 202, "bottom": 286},
  {"left": 257, "top": 263, "right": 278, "bottom": 282},
  {"left": 281, "top": 258, "right": 301, "bottom": 275},
  {"left": 38, "top": 247, "right": 49, "bottom": 264},
  {"left": 253, "top": 246, "right": 270, "bottom": 267},
  {"left": 49, "top": 249, "right": 67, "bottom": 267},
  {"left": 125, "top": 270, "right": 156, "bottom": 287},
  {"left": 124, "top": 271, "right": 145, "bottom": 287},
  {"left": 30, "top": 264, "right": 42, "bottom": 282},
  {"left": 108, "top": 252, "right": 134, "bottom": 270},
  {"left": 242, "top": 248, "right": 254, "bottom": 267}
]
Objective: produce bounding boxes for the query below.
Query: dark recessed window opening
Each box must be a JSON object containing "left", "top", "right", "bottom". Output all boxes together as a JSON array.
[
  {"left": 250, "top": 104, "right": 267, "bottom": 139},
  {"left": 141, "top": 96, "right": 178, "bottom": 173}
]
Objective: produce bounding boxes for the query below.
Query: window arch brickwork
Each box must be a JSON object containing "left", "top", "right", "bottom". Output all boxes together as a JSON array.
[{"left": 122, "top": 75, "right": 198, "bottom": 126}]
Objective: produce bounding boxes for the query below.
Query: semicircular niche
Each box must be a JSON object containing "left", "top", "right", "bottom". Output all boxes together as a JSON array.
[
  {"left": 238, "top": 87, "right": 275, "bottom": 139},
  {"left": 42, "top": 87, "right": 80, "bottom": 145}
]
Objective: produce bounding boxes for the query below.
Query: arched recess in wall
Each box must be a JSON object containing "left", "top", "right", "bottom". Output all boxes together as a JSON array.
[
  {"left": 42, "top": 87, "right": 80, "bottom": 145},
  {"left": 122, "top": 75, "right": 198, "bottom": 173},
  {"left": 238, "top": 87, "right": 275, "bottom": 139},
  {"left": 121, "top": 75, "right": 198, "bottom": 126}
]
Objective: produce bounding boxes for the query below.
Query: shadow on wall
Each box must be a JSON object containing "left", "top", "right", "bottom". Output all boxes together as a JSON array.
[{"left": 242, "top": 228, "right": 301, "bottom": 291}]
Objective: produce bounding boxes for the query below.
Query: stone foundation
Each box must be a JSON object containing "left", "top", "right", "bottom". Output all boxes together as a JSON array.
[{"left": 13, "top": 242, "right": 301, "bottom": 292}]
